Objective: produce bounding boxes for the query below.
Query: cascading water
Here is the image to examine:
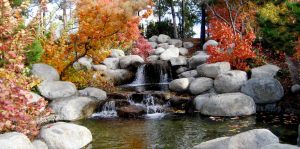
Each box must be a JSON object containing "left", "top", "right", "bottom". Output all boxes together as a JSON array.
[
  {"left": 122, "top": 60, "right": 173, "bottom": 91},
  {"left": 91, "top": 101, "right": 117, "bottom": 118}
]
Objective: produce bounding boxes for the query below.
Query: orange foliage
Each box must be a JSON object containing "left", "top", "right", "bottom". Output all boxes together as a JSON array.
[{"left": 294, "top": 36, "right": 300, "bottom": 59}]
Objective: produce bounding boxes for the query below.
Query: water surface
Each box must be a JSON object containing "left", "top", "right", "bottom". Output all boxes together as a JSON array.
[{"left": 76, "top": 114, "right": 298, "bottom": 149}]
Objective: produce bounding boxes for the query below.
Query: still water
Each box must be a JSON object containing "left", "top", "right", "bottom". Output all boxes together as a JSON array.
[{"left": 75, "top": 113, "right": 298, "bottom": 149}]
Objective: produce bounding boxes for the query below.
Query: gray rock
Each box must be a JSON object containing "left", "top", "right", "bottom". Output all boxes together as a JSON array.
[
  {"left": 178, "top": 70, "right": 198, "bottom": 78},
  {"left": 117, "top": 105, "right": 146, "bottom": 118},
  {"left": 31, "top": 63, "right": 59, "bottom": 81},
  {"left": 50, "top": 96, "right": 98, "bottom": 121},
  {"left": 157, "top": 43, "right": 169, "bottom": 49},
  {"left": 200, "top": 93, "right": 256, "bottom": 116},
  {"left": 149, "top": 42, "right": 158, "bottom": 49},
  {"left": 193, "top": 137, "right": 230, "bottom": 149},
  {"left": 153, "top": 47, "right": 165, "bottom": 55},
  {"left": 0, "top": 132, "right": 34, "bottom": 149},
  {"left": 183, "top": 42, "right": 194, "bottom": 48},
  {"left": 146, "top": 55, "right": 159, "bottom": 62},
  {"left": 149, "top": 35, "right": 158, "bottom": 42},
  {"left": 193, "top": 93, "right": 211, "bottom": 111},
  {"left": 160, "top": 47, "right": 179, "bottom": 60},
  {"left": 214, "top": 70, "right": 247, "bottom": 93},
  {"left": 78, "top": 56, "right": 93, "bottom": 70},
  {"left": 79, "top": 87, "right": 107, "bottom": 101},
  {"left": 92, "top": 64, "right": 107, "bottom": 71},
  {"left": 119, "top": 55, "right": 144, "bottom": 69},
  {"left": 104, "top": 69, "right": 134, "bottom": 85},
  {"left": 170, "top": 56, "right": 187, "bottom": 66},
  {"left": 197, "top": 62, "right": 231, "bottom": 78},
  {"left": 169, "top": 78, "right": 190, "bottom": 92},
  {"left": 102, "top": 58, "right": 119, "bottom": 70},
  {"left": 32, "top": 140, "right": 48, "bottom": 149},
  {"left": 262, "top": 144, "right": 300, "bottom": 149},
  {"left": 157, "top": 34, "right": 171, "bottom": 43},
  {"left": 39, "top": 122, "right": 92, "bottom": 149},
  {"left": 110, "top": 49, "right": 125, "bottom": 58},
  {"left": 188, "top": 53, "right": 210, "bottom": 69},
  {"left": 203, "top": 40, "right": 218, "bottom": 51},
  {"left": 72, "top": 62, "right": 84, "bottom": 70},
  {"left": 189, "top": 77, "right": 213, "bottom": 95},
  {"left": 38, "top": 81, "right": 77, "bottom": 99},
  {"left": 241, "top": 78, "right": 284, "bottom": 104},
  {"left": 291, "top": 84, "right": 300, "bottom": 94},
  {"left": 176, "top": 67, "right": 189, "bottom": 74},
  {"left": 27, "top": 92, "right": 43, "bottom": 104},
  {"left": 168, "top": 39, "right": 183, "bottom": 47},
  {"left": 179, "top": 48, "right": 188, "bottom": 55},
  {"left": 251, "top": 64, "right": 280, "bottom": 79},
  {"left": 193, "top": 129, "right": 279, "bottom": 149}
]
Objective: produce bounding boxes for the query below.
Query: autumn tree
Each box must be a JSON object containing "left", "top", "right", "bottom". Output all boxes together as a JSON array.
[{"left": 205, "top": 0, "right": 257, "bottom": 70}]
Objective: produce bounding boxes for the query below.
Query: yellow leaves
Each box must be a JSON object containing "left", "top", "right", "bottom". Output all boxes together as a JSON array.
[{"left": 259, "top": 3, "right": 289, "bottom": 24}]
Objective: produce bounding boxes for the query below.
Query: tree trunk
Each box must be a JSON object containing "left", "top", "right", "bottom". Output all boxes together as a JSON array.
[
  {"left": 62, "top": 0, "right": 67, "bottom": 29},
  {"left": 170, "top": 0, "right": 178, "bottom": 39},
  {"left": 181, "top": 0, "right": 185, "bottom": 39},
  {"left": 158, "top": 0, "right": 161, "bottom": 22},
  {"left": 200, "top": 4, "right": 206, "bottom": 47}
]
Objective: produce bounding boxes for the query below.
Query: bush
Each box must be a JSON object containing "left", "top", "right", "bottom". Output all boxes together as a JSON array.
[
  {"left": 145, "top": 20, "right": 174, "bottom": 38},
  {"left": 25, "top": 39, "right": 44, "bottom": 65},
  {"left": 131, "top": 35, "right": 153, "bottom": 59}
]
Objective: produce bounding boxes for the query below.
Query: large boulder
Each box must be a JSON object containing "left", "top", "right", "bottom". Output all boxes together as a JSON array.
[
  {"left": 251, "top": 64, "right": 280, "bottom": 79},
  {"left": 119, "top": 55, "right": 144, "bottom": 69},
  {"left": 110, "top": 49, "right": 125, "bottom": 58},
  {"left": 214, "top": 70, "right": 247, "bottom": 93},
  {"left": 117, "top": 105, "right": 145, "bottom": 118},
  {"left": 146, "top": 55, "right": 159, "bottom": 63},
  {"left": 149, "top": 42, "right": 158, "bottom": 49},
  {"left": 27, "top": 91, "right": 43, "bottom": 104},
  {"left": 200, "top": 93, "right": 256, "bottom": 116},
  {"left": 176, "top": 67, "right": 189, "bottom": 74},
  {"left": 102, "top": 58, "right": 119, "bottom": 70},
  {"left": 189, "top": 77, "right": 213, "bottom": 95},
  {"left": 157, "top": 43, "right": 169, "bottom": 49},
  {"left": 183, "top": 42, "right": 194, "bottom": 48},
  {"left": 160, "top": 47, "right": 180, "bottom": 60},
  {"left": 168, "top": 39, "right": 183, "bottom": 47},
  {"left": 50, "top": 96, "right": 99, "bottom": 121},
  {"left": 78, "top": 56, "right": 93, "bottom": 70},
  {"left": 79, "top": 87, "right": 107, "bottom": 101},
  {"left": 32, "top": 140, "right": 48, "bottom": 149},
  {"left": 38, "top": 81, "right": 77, "bottom": 99},
  {"left": 153, "top": 47, "right": 166, "bottom": 55},
  {"left": 179, "top": 48, "right": 188, "bottom": 55},
  {"left": 157, "top": 34, "right": 171, "bottom": 43},
  {"left": 188, "top": 52, "right": 210, "bottom": 69},
  {"left": 193, "top": 129, "right": 279, "bottom": 149},
  {"left": 241, "top": 78, "right": 284, "bottom": 104},
  {"left": 31, "top": 63, "right": 60, "bottom": 81},
  {"left": 194, "top": 94, "right": 210, "bottom": 111},
  {"left": 104, "top": 69, "right": 134, "bottom": 85},
  {"left": 203, "top": 40, "right": 218, "bottom": 51},
  {"left": 0, "top": 132, "right": 34, "bottom": 149},
  {"left": 92, "top": 64, "right": 107, "bottom": 71},
  {"left": 178, "top": 70, "right": 198, "bottom": 78},
  {"left": 169, "top": 78, "right": 190, "bottom": 92},
  {"left": 193, "top": 137, "right": 230, "bottom": 149},
  {"left": 39, "top": 122, "right": 92, "bottom": 149},
  {"left": 262, "top": 144, "right": 300, "bottom": 149},
  {"left": 170, "top": 56, "right": 187, "bottom": 66},
  {"left": 149, "top": 35, "right": 158, "bottom": 42},
  {"left": 197, "top": 62, "right": 231, "bottom": 78}
]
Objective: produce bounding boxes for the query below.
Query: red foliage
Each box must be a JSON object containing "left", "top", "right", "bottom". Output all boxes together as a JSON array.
[
  {"left": 131, "top": 35, "right": 154, "bottom": 59},
  {"left": 206, "top": 3, "right": 257, "bottom": 71},
  {"left": 294, "top": 36, "right": 300, "bottom": 60}
]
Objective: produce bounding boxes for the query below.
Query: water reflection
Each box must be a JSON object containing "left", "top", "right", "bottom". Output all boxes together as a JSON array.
[{"left": 75, "top": 114, "right": 298, "bottom": 149}]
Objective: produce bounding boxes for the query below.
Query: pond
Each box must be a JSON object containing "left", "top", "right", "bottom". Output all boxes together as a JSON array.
[{"left": 76, "top": 113, "right": 298, "bottom": 149}]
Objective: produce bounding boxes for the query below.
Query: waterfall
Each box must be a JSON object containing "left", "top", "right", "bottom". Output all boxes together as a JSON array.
[
  {"left": 91, "top": 101, "right": 117, "bottom": 118},
  {"left": 130, "top": 64, "right": 146, "bottom": 85}
]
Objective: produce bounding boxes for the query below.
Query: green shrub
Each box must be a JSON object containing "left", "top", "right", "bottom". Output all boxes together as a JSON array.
[{"left": 25, "top": 39, "right": 44, "bottom": 65}]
